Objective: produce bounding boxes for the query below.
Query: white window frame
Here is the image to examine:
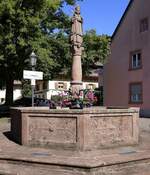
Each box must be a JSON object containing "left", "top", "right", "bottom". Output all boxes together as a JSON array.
[
  {"left": 129, "top": 83, "right": 142, "bottom": 103},
  {"left": 58, "top": 82, "right": 64, "bottom": 90},
  {"left": 131, "top": 52, "right": 141, "bottom": 69}
]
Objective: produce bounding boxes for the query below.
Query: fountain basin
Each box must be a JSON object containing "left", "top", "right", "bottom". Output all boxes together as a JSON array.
[{"left": 11, "top": 107, "right": 139, "bottom": 151}]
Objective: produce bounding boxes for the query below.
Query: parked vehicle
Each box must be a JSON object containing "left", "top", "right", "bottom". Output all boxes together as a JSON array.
[
  {"left": 0, "top": 105, "right": 10, "bottom": 117},
  {"left": 0, "top": 97, "right": 51, "bottom": 117}
]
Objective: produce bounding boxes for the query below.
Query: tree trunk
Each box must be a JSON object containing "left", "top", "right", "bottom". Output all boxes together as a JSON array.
[{"left": 5, "top": 76, "right": 14, "bottom": 106}]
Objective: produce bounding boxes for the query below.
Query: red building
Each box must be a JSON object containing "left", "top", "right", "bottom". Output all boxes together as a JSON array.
[{"left": 104, "top": 0, "right": 150, "bottom": 117}]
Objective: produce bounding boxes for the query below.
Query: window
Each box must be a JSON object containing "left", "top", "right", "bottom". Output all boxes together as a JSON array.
[
  {"left": 58, "top": 83, "right": 64, "bottom": 90},
  {"left": 43, "top": 82, "right": 47, "bottom": 90},
  {"left": 129, "top": 83, "right": 142, "bottom": 104},
  {"left": 55, "top": 82, "right": 67, "bottom": 90},
  {"left": 55, "top": 82, "right": 64, "bottom": 90},
  {"left": 129, "top": 51, "right": 142, "bottom": 70},
  {"left": 140, "top": 18, "right": 148, "bottom": 33},
  {"left": 36, "top": 84, "right": 40, "bottom": 91},
  {"left": 86, "top": 84, "right": 96, "bottom": 90}
]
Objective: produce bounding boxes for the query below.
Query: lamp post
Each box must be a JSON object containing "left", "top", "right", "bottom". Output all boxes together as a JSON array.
[{"left": 30, "top": 51, "right": 37, "bottom": 107}]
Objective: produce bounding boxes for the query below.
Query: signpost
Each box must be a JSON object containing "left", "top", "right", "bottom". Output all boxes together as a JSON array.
[
  {"left": 23, "top": 70, "right": 43, "bottom": 107},
  {"left": 23, "top": 70, "right": 43, "bottom": 80}
]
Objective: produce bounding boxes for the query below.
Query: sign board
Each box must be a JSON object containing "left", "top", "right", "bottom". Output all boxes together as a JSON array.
[{"left": 23, "top": 70, "right": 43, "bottom": 80}]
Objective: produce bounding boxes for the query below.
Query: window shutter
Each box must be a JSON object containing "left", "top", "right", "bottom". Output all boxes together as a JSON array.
[
  {"left": 55, "top": 82, "right": 58, "bottom": 89},
  {"left": 64, "top": 83, "right": 67, "bottom": 90},
  {"left": 93, "top": 84, "right": 96, "bottom": 89},
  {"left": 86, "top": 84, "right": 89, "bottom": 89}
]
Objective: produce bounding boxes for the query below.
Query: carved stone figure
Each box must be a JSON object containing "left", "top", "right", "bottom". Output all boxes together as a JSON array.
[
  {"left": 70, "top": 6, "right": 84, "bottom": 98},
  {"left": 70, "top": 6, "right": 83, "bottom": 55}
]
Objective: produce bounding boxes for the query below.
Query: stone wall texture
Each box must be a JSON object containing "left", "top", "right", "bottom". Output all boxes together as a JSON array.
[
  {"left": 0, "top": 159, "right": 150, "bottom": 175},
  {"left": 11, "top": 107, "right": 139, "bottom": 151}
]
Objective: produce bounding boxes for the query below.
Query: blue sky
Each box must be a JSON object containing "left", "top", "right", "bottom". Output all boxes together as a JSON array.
[{"left": 64, "top": 0, "right": 130, "bottom": 36}]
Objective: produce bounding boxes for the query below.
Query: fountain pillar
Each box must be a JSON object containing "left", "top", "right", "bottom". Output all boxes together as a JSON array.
[{"left": 70, "top": 6, "right": 84, "bottom": 97}]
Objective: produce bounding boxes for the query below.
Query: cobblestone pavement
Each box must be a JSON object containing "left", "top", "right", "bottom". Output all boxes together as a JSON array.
[
  {"left": 0, "top": 117, "right": 149, "bottom": 166},
  {"left": 0, "top": 117, "right": 149, "bottom": 175}
]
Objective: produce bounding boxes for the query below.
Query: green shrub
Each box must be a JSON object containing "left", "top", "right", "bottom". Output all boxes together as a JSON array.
[{"left": 51, "top": 95, "right": 63, "bottom": 103}]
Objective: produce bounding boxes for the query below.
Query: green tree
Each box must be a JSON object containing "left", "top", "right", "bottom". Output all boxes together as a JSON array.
[
  {"left": 54, "top": 30, "right": 111, "bottom": 76},
  {"left": 0, "top": 0, "right": 81, "bottom": 105},
  {"left": 82, "top": 29, "right": 110, "bottom": 75},
  {"left": 22, "top": 80, "right": 32, "bottom": 97},
  {"left": 38, "top": 32, "right": 71, "bottom": 80}
]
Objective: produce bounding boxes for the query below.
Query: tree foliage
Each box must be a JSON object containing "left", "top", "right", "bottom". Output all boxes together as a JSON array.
[
  {"left": 82, "top": 29, "right": 110, "bottom": 75},
  {"left": 0, "top": 0, "right": 110, "bottom": 105},
  {"left": 0, "top": 0, "right": 81, "bottom": 105},
  {"left": 54, "top": 29, "right": 111, "bottom": 76}
]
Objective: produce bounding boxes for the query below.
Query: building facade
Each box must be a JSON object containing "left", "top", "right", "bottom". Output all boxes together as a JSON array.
[
  {"left": 0, "top": 81, "right": 22, "bottom": 104},
  {"left": 35, "top": 80, "right": 99, "bottom": 100},
  {"left": 104, "top": 0, "right": 150, "bottom": 116},
  {"left": 35, "top": 64, "right": 103, "bottom": 100}
]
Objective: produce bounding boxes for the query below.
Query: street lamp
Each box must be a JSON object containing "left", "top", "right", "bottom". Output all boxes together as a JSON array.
[
  {"left": 30, "top": 51, "right": 37, "bottom": 107},
  {"left": 30, "top": 51, "right": 37, "bottom": 71}
]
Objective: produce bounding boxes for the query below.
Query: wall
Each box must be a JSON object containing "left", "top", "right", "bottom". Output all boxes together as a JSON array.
[
  {"left": 104, "top": 0, "right": 150, "bottom": 114},
  {"left": 0, "top": 84, "right": 22, "bottom": 104}
]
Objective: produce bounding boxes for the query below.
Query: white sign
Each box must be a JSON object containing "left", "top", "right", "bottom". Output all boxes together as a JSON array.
[{"left": 23, "top": 70, "right": 43, "bottom": 80}]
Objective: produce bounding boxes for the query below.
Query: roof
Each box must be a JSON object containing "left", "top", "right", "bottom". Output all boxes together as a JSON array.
[{"left": 111, "top": 0, "right": 134, "bottom": 40}]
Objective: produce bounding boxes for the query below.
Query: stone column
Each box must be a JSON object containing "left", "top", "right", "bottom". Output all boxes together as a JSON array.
[{"left": 70, "top": 6, "right": 84, "bottom": 97}]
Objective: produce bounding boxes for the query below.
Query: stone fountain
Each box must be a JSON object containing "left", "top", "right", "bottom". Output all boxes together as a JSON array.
[{"left": 7, "top": 6, "right": 150, "bottom": 175}]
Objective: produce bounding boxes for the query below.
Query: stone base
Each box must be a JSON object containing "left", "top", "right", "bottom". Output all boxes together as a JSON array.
[
  {"left": 4, "top": 107, "right": 148, "bottom": 175},
  {"left": 0, "top": 148, "right": 150, "bottom": 175},
  {"left": 11, "top": 107, "right": 139, "bottom": 151},
  {"left": 70, "top": 80, "right": 83, "bottom": 98}
]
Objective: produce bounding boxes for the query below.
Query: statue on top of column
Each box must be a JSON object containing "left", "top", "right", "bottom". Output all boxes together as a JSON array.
[
  {"left": 70, "top": 6, "right": 83, "bottom": 56},
  {"left": 70, "top": 6, "right": 83, "bottom": 102}
]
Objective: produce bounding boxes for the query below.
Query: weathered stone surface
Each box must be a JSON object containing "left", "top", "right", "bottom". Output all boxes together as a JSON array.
[
  {"left": 11, "top": 107, "right": 139, "bottom": 150},
  {"left": 70, "top": 6, "right": 84, "bottom": 95},
  {"left": 86, "top": 116, "right": 133, "bottom": 149},
  {"left": 93, "top": 160, "right": 150, "bottom": 175},
  {"left": 0, "top": 156, "right": 150, "bottom": 175},
  {"left": 0, "top": 161, "right": 89, "bottom": 175},
  {"left": 0, "top": 117, "right": 150, "bottom": 175},
  {"left": 29, "top": 117, "right": 77, "bottom": 145}
]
